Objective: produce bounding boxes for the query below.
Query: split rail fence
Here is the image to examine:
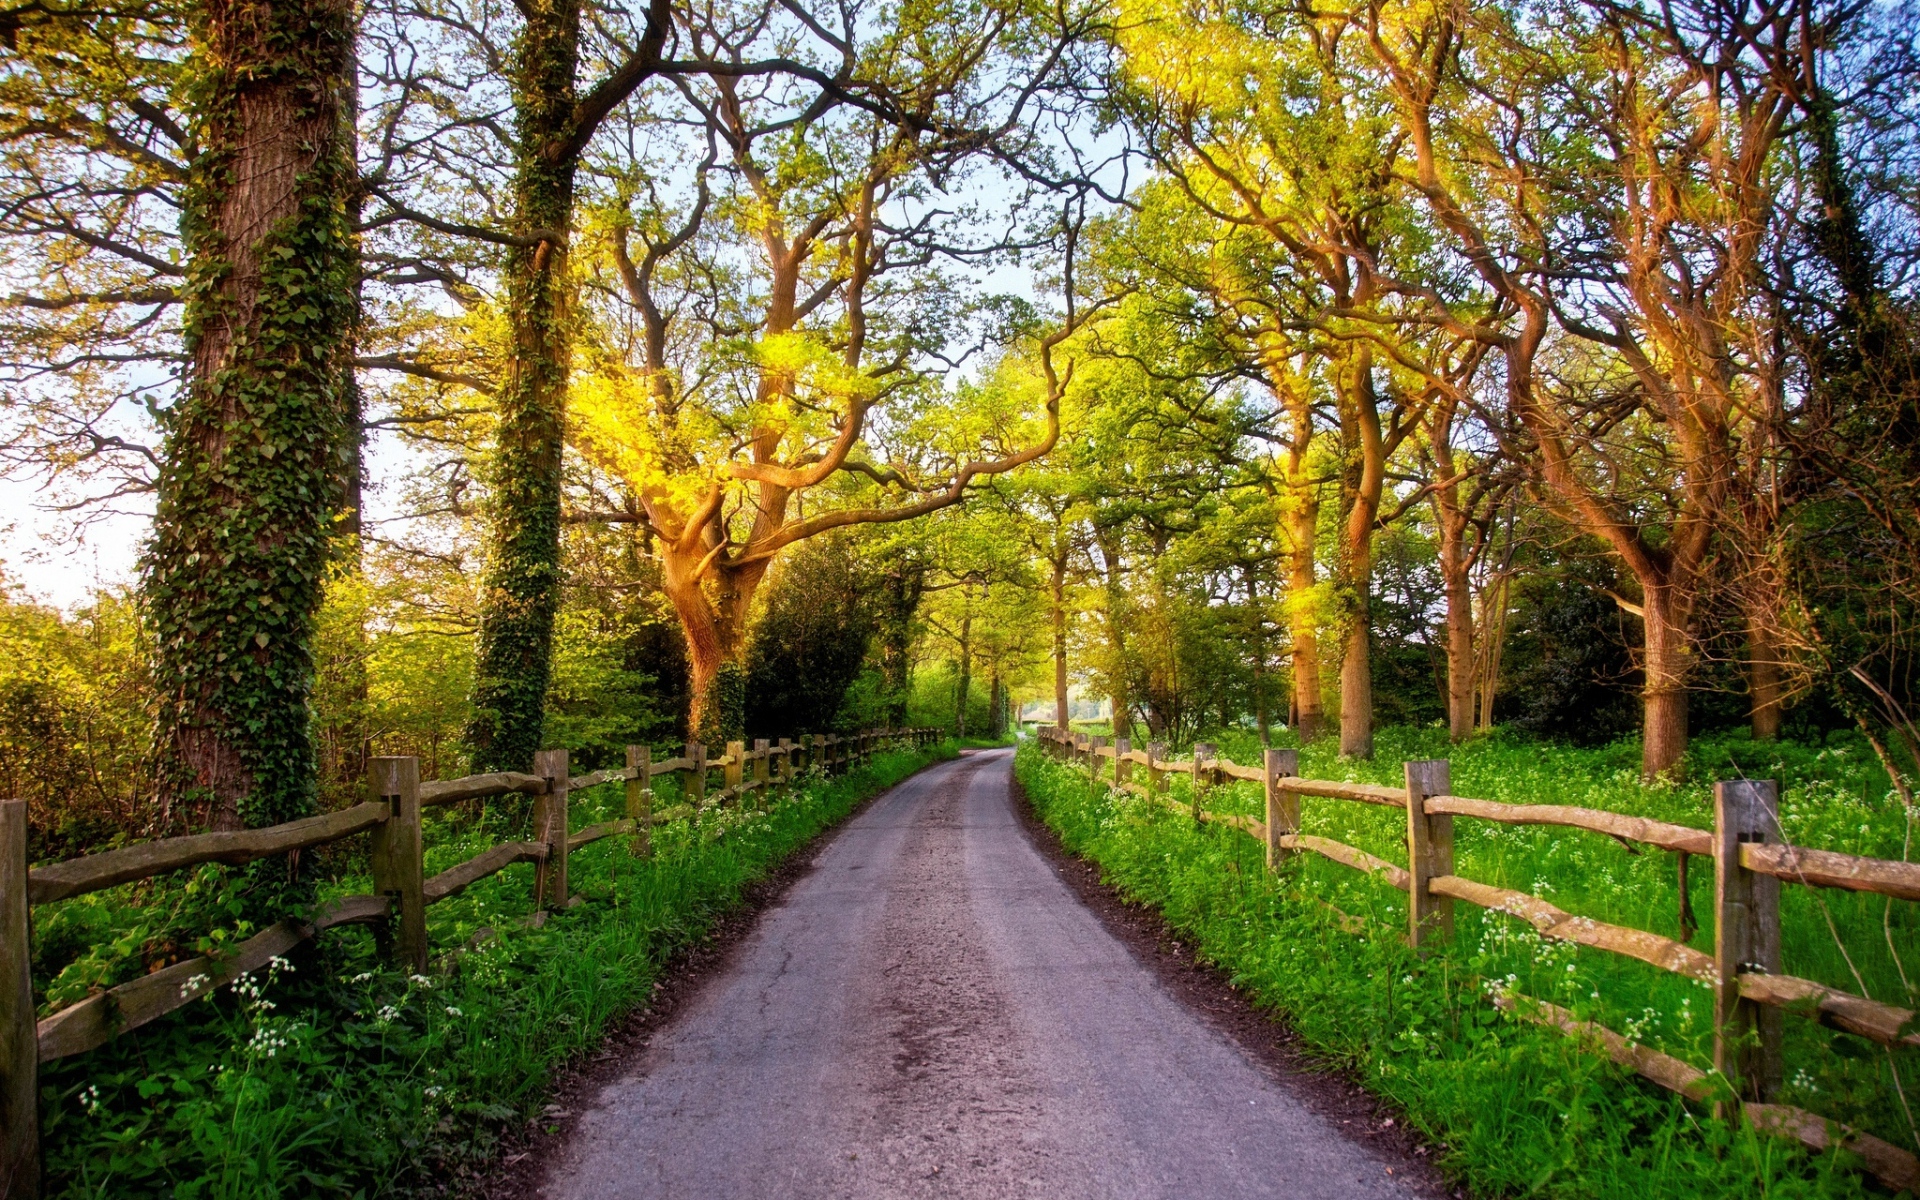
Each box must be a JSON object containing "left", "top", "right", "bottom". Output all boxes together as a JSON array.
[
  {"left": 0, "top": 727, "right": 939, "bottom": 1196},
  {"left": 1037, "top": 726, "right": 1920, "bottom": 1193}
]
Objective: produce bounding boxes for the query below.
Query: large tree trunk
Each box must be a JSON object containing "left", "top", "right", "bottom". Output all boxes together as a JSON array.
[
  {"left": 1283, "top": 481, "right": 1323, "bottom": 741},
  {"left": 465, "top": 0, "right": 580, "bottom": 773},
  {"left": 1277, "top": 378, "right": 1324, "bottom": 741},
  {"left": 1051, "top": 551, "right": 1069, "bottom": 729},
  {"left": 1338, "top": 349, "right": 1385, "bottom": 759},
  {"left": 1435, "top": 492, "right": 1475, "bottom": 742},
  {"left": 1339, "top": 617, "right": 1373, "bottom": 757},
  {"left": 1748, "top": 612, "right": 1783, "bottom": 741},
  {"left": 1094, "top": 527, "right": 1130, "bottom": 742},
  {"left": 1475, "top": 571, "right": 1509, "bottom": 731},
  {"left": 1641, "top": 583, "right": 1692, "bottom": 780},
  {"left": 657, "top": 543, "right": 769, "bottom": 743},
  {"left": 954, "top": 608, "right": 972, "bottom": 738},
  {"left": 147, "top": 0, "right": 357, "bottom": 832}
]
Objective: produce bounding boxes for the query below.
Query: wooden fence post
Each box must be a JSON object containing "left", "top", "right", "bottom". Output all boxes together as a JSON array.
[
  {"left": 626, "top": 744, "right": 651, "bottom": 858},
  {"left": 1088, "top": 735, "right": 1105, "bottom": 784},
  {"left": 1714, "top": 778, "right": 1783, "bottom": 1111},
  {"left": 369, "top": 757, "right": 427, "bottom": 972},
  {"left": 684, "top": 741, "right": 707, "bottom": 811},
  {"left": 1264, "top": 748, "right": 1300, "bottom": 870},
  {"left": 1, "top": 799, "right": 38, "bottom": 1200},
  {"left": 724, "top": 740, "right": 744, "bottom": 800},
  {"left": 1147, "top": 742, "right": 1166, "bottom": 796},
  {"left": 753, "top": 739, "right": 770, "bottom": 806},
  {"left": 777, "top": 738, "right": 794, "bottom": 792},
  {"left": 815, "top": 734, "right": 830, "bottom": 776},
  {"left": 1115, "top": 737, "right": 1132, "bottom": 791},
  {"left": 1405, "top": 759, "right": 1453, "bottom": 948},
  {"left": 1191, "top": 742, "right": 1216, "bottom": 822},
  {"left": 533, "top": 748, "right": 569, "bottom": 908}
]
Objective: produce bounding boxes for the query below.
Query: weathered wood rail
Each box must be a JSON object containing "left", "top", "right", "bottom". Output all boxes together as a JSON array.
[
  {"left": 1037, "top": 727, "right": 1920, "bottom": 1193},
  {"left": 0, "top": 727, "right": 939, "bottom": 1195}
]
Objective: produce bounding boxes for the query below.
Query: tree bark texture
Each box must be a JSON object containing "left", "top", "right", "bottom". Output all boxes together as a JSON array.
[
  {"left": 1338, "top": 348, "right": 1384, "bottom": 759},
  {"left": 658, "top": 551, "right": 768, "bottom": 743},
  {"left": 1748, "top": 613, "right": 1783, "bottom": 741},
  {"left": 1278, "top": 385, "right": 1323, "bottom": 741},
  {"left": 146, "top": 0, "right": 357, "bottom": 832},
  {"left": 465, "top": 0, "right": 580, "bottom": 772},
  {"left": 1051, "top": 550, "right": 1069, "bottom": 729},
  {"left": 953, "top": 608, "right": 972, "bottom": 738},
  {"left": 1095, "top": 527, "right": 1130, "bottom": 742},
  {"left": 1641, "top": 584, "right": 1692, "bottom": 780},
  {"left": 1429, "top": 436, "right": 1476, "bottom": 742}
]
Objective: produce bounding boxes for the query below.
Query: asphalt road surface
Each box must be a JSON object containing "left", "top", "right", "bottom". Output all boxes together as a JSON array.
[{"left": 542, "top": 748, "right": 1422, "bottom": 1200}]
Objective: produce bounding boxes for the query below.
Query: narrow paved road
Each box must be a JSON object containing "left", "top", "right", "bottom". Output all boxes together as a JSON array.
[{"left": 543, "top": 748, "right": 1421, "bottom": 1199}]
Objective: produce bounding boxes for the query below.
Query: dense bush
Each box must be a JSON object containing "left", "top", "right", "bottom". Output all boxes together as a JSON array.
[{"left": 745, "top": 534, "right": 881, "bottom": 737}]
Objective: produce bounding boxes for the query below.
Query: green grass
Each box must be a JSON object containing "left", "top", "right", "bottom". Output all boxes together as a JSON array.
[
  {"left": 1016, "top": 727, "right": 1918, "bottom": 1200},
  {"left": 33, "top": 741, "right": 957, "bottom": 1199}
]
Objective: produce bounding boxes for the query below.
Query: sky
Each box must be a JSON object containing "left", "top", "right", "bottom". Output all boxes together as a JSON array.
[{"left": 0, "top": 477, "right": 148, "bottom": 610}]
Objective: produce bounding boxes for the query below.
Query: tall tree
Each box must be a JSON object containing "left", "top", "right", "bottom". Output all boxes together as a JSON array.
[
  {"left": 459, "top": 0, "right": 673, "bottom": 771},
  {"left": 142, "top": 0, "right": 359, "bottom": 831},
  {"left": 565, "top": 0, "right": 1099, "bottom": 739},
  {"left": 1363, "top": 0, "right": 1813, "bottom": 776}
]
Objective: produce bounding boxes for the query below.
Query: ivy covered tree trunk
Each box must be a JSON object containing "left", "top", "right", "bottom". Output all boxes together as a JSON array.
[
  {"left": 464, "top": 0, "right": 579, "bottom": 773},
  {"left": 146, "top": 0, "right": 357, "bottom": 833}
]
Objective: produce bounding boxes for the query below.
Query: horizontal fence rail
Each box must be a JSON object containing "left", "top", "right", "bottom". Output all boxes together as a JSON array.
[
  {"left": 1036, "top": 726, "right": 1920, "bottom": 1194},
  {"left": 0, "top": 727, "right": 941, "bottom": 1196}
]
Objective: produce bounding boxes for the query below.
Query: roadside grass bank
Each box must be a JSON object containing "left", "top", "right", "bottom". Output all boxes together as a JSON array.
[
  {"left": 1015, "top": 730, "right": 1915, "bottom": 1200},
  {"left": 33, "top": 740, "right": 959, "bottom": 1199}
]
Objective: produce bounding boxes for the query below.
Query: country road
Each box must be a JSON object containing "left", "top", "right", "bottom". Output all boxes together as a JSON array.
[{"left": 540, "top": 747, "right": 1426, "bottom": 1200}]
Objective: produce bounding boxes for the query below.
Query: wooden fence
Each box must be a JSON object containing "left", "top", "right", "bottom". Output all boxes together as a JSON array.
[
  {"left": 0, "top": 727, "right": 939, "bottom": 1197},
  {"left": 1036, "top": 726, "right": 1920, "bottom": 1193}
]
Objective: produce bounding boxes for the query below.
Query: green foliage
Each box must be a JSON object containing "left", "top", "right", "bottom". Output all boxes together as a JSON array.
[
  {"left": 36, "top": 742, "right": 958, "bottom": 1198},
  {"left": 0, "top": 589, "right": 152, "bottom": 859},
  {"left": 745, "top": 534, "right": 879, "bottom": 737},
  {"left": 1498, "top": 555, "right": 1641, "bottom": 743},
  {"left": 1016, "top": 730, "right": 1917, "bottom": 1195},
  {"left": 143, "top": 0, "right": 357, "bottom": 835},
  {"left": 542, "top": 601, "right": 670, "bottom": 768}
]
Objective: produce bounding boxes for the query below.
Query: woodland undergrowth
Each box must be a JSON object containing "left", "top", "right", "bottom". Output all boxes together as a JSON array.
[{"left": 1017, "top": 729, "right": 1917, "bottom": 1200}]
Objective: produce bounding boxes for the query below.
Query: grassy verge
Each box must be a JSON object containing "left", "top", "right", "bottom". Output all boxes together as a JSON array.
[
  {"left": 1016, "top": 731, "right": 1914, "bottom": 1200},
  {"left": 35, "top": 740, "right": 957, "bottom": 1199}
]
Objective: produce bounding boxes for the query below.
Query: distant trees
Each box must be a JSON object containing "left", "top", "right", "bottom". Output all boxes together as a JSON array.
[
  {"left": 1036, "top": 0, "right": 1916, "bottom": 776},
  {"left": 563, "top": 3, "right": 1097, "bottom": 741},
  {"left": 2, "top": 0, "right": 1918, "bottom": 854}
]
